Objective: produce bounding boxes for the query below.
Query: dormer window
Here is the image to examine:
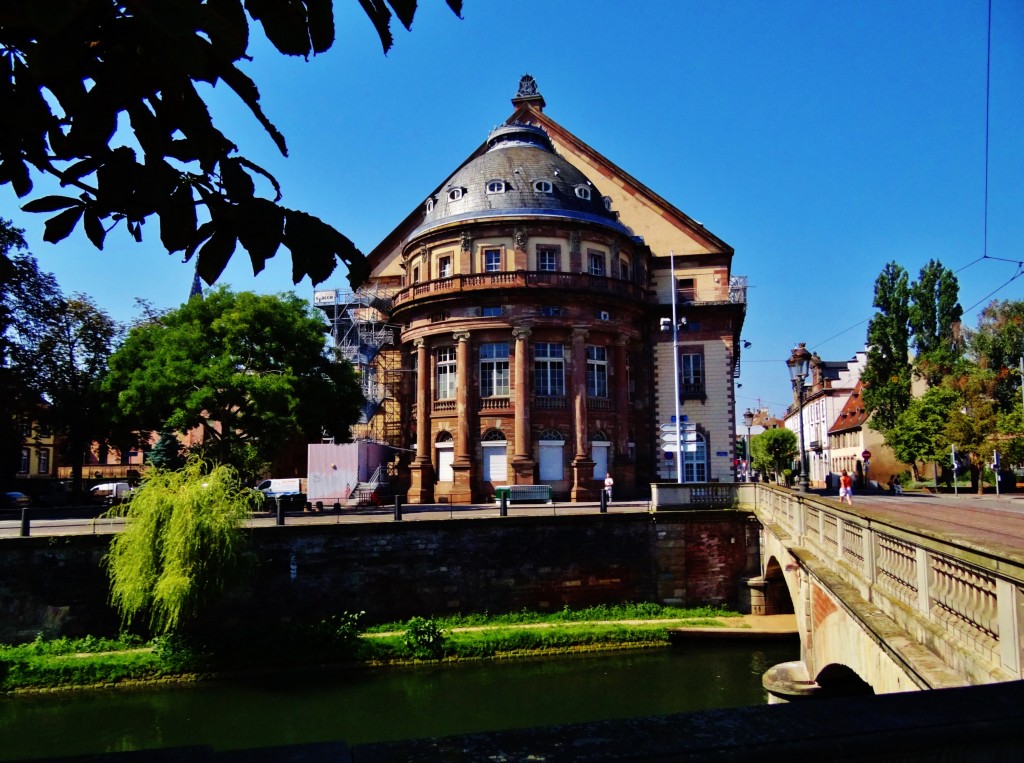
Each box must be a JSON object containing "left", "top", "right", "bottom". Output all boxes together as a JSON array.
[
  {"left": 447, "top": 188, "right": 464, "bottom": 201},
  {"left": 486, "top": 180, "right": 506, "bottom": 194},
  {"left": 533, "top": 179, "right": 553, "bottom": 194},
  {"left": 602, "top": 196, "right": 613, "bottom": 211},
  {"left": 425, "top": 198, "right": 435, "bottom": 213},
  {"left": 575, "top": 185, "right": 591, "bottom": 200}
]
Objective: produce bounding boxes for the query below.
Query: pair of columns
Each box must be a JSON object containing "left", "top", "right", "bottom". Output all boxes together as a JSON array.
[{"left": 407, "top": 327, "right": 628, "bottom": 504}]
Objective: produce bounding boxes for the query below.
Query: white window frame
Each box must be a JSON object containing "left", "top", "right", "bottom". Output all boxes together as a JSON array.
[
  {"left": 575, "top": 185, "right": 591, "bottom": 200},
  {"left": 533, "top": 179, "right": 553, "bottom": 193},
  {"left": 480, "top": 343, "right": 510, "bottom": 398},
  {"left": 483, "top": 248, "right": 502, "bottom": 273},
  {"left": 486, "top": 180, "right": 505, "bottom": 194},
  {"left": 447, "top": 188, "right": 464, "bottom": 201},
  {"left": 537, "top": 247, "right": 558, "bottom": 272},
  {"left": 586, "top": 345, "right": 608, "bottom": 398},
  {"left": 436, "top": 346, "right": 456, "bottom": 400},
  {"left": 438, "top": 255, "right": 452, "bottom": 279},
  {"left": 534, "top": 343, "right": 565, "bottom": 397},
  {"left": 587, "top": 250, "right": 606, "bottom": 277}
]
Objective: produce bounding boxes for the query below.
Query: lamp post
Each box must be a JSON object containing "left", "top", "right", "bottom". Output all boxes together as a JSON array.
[
  {"left": 742, "top": 408, "right": 754, "bottom": 481},
  {"left": 787, "top": 343, "right": 812, "bottom": 493}
]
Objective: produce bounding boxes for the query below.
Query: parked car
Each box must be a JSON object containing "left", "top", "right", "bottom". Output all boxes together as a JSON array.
[
  {"left": 1, "top": 491, "right": 32, "bottom": 508},
  {"left": 90, "top": 482, "right": 133, "bottom": 506}
]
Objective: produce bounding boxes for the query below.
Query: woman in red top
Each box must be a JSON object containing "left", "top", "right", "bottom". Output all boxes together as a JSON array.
[{"left": 839, "top": 470, "right": 854, "bottom": 505}]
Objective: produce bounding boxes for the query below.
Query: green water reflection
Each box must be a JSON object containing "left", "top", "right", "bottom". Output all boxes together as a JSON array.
[{"left": 0, "top": 641, "right": 796, "bottom": 760}]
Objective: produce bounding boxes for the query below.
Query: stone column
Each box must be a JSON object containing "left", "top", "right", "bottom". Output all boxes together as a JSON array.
[
  {"left": 450, "top": 330, "right": 474, "bottom": 503},
  {"left": 407, "top": 338, "right": 434, "bottom": 504},
  {"left": 511, "top": 326, "right": 535, "bottom": 484},
  {"left": 570, "top": 328, "right": 595, "bottom": 501}
]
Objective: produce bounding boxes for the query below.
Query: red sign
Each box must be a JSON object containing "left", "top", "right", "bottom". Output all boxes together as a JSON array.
[{"left": 862, "top": 450, "right": 872, "bottom": 460}]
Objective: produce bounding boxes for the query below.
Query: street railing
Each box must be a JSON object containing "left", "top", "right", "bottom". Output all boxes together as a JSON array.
[{"left": 751, "top": 483, "right": 1024, "bottom": 684}]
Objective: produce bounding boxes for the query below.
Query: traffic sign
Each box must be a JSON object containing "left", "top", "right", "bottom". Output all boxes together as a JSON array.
[
  {"left": 862, "top": 450, "right": 872, "bottom": 461},
  {"left": 661, "top": 433, "right": 699, "bottom": 444}
]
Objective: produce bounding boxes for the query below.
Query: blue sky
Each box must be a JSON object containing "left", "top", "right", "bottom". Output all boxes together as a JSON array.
[{"left": 4, "top": 1, "right": 1023, "bottom": 422}]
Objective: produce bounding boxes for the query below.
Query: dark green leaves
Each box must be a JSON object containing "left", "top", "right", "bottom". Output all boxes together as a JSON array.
[{"left": 3, "top": 1, "right": 462, "bottom": 289}]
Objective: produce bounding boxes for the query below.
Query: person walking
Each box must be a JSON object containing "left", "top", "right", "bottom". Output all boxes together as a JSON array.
[
  {"left": 604, "top": 472, "right": 614, "bottom": 502},
  {"left": 839, "top": 469, "right": 854, "bottom": 505}
]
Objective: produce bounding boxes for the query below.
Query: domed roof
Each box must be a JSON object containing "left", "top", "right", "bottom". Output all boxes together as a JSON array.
[{"left": 411, "top": 123, "right": 629, "bottom": 238}]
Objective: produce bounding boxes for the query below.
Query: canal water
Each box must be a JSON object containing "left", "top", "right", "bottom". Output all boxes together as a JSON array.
[{"left": 0, "top": 641, "right": 796, "bottom": 760}]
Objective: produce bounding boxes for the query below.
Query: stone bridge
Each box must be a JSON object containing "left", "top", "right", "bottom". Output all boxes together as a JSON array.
[{"left": 730, "top": 483, "right": 1024, "bottom": 698}]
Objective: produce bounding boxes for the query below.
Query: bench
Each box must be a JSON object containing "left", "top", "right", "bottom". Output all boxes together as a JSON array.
[{"left": 495, "top": 485, "right": 554, "bottom": 506}]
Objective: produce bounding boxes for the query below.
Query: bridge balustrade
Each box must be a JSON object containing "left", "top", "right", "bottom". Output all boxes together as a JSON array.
[{"left": 752, "top": 484, "right": 1024, "bottom": 685}]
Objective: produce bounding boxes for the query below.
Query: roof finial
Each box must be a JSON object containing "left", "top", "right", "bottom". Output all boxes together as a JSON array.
[{"left": 512, "top": 73, "right": 545, "bottom": 112}]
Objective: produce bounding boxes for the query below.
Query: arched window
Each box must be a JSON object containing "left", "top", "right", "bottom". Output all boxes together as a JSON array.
[
  {"left": 591, "top": 431, "right": 610, "bottom": 479},
  {"left": 574, "top": 185, "right": 591, "bottom": 200},
  {"left": 533, "top": 179, "right": 553, "bottom": 194},
  {"left": 486, "top": 180, "right": 506, "bottom": 194},
  {"left": 539, "top": 429, "right": 565, "bottom": 482},
  {"left": 435, "top": 430, "right": 454, "bottom": 482},
  {"left": 447, "top": 188, "right": 464, "bottom": 201},
  {"left": 481, "top": 429, "right": 507, "bottom": 483}
]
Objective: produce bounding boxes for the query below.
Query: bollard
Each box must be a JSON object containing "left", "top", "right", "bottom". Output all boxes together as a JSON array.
[
  {"left": 275, "top": 498, "right": 285, "bottom": 526},
  {"left": 500, "top": 493, "right": 508, "bottom": 517},
  {"left": 333, "top": 502, "right": 341, "bottom": 512},
  {"left": 599, "top": 489, "right": 608, "bottom": 513},
  {"left": 394, "top": 495, "right": 403, "bottom": 521},
  {"left": 315, "top": 501, "right": 323, "bottom": 513},
  {"left": 20, "top": 507, "right": 30, "bottom": 537}
]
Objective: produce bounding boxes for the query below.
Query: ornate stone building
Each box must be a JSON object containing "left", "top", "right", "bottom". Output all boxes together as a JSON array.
[{"left": 337, "top": 77, "right": 746, "bottom": 503}]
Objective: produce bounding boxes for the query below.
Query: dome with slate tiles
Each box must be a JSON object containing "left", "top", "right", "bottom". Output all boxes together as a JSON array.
[{"left": 411, "top": 123, "right": 629, "bottom": 238}]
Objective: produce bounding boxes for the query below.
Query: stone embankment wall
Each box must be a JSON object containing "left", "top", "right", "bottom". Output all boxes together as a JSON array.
[{"left": 0, "top": 511, "right": 756, "bottom": 641}]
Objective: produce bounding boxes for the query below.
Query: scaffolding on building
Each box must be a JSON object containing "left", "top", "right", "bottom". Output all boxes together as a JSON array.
[{"left": 313, "top": 283, "right": 403, "bottom": 449}]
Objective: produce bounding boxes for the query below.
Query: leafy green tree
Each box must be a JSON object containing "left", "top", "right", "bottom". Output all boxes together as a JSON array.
[
  {"left": 908, "top": 260, "right": 963, "bottom": 386},
  {"left": 3, "top": 0, "right": 462, "bottom": 288},
  {"left": 886, "top": 386, "right": 960, "bottom": 480},
  {"left": 944, "top": 367, "right": 1001, "bottom": 494},
  {"left": 861, "top": 262, "right": 912, "bottom": 434},
  {"left": 750, "top": 428, "right": 798, "bottom": 484},
  {"left": 106, "top": 456, "right": 261, "bottom": 634},
  {"left": 1, "top": 219, "right": 61, "bottom": 481},
  {"left": 104, "top": 286, "right": 362, "bottom": 478},
  {"left": 968, "top": 300, "right": 1024, "bottom": 411},
  {"left": 34, "top": 294, "right": 124, "bottom": 495}
]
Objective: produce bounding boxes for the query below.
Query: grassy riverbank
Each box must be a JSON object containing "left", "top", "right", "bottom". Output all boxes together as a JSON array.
[{"left": 0, "top": 604, "right": 739, "bottom": 693}]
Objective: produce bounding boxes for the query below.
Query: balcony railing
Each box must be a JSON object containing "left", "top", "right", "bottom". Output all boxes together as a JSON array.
[{"left": 393, "top": 271, "right": 644, "bottom": 308}]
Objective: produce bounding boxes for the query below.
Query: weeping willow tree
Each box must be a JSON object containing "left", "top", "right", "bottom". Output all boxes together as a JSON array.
[{"left": 105, "top": 457, "right": 261, "bottom": 634}]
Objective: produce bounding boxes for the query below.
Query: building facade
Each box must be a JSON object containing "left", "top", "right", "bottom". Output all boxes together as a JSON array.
[{"left": 328, "top": 77, "right": 746, "bottom": 503}]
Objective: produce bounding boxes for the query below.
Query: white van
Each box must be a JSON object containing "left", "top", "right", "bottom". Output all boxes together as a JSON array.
[
  {"left": 255, "top": 478, "right": 306, "bottom": 497},
  {"left": 90, "top": 482, "right": 132, "bottom": 505}
]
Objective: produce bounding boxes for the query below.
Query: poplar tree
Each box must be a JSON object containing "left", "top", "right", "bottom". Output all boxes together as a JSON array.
[
  {"left": 909, "top": 260, "right": 963, "bottom": 386},
  {"left": 861, "top": 262, "right": 912, "bottom": 434}
]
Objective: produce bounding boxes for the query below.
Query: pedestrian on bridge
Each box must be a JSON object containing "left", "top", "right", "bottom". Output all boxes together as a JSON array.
[{"left": 839, "top": 470, "right": 854, "bottom": 505}]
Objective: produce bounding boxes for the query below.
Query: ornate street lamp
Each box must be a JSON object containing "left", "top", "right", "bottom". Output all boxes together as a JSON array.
[
  {"left": 742, "top": 408, "right": 754, "bottom": 481},
  {"left": 786, "top": 343, "right": 812, "bottom": 493}
]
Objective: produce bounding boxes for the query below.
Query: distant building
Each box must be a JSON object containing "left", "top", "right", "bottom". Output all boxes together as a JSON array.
[
  {"left": 15, "top": 414, "right": 55, "bottom": 480},
  {"left": 319, "top": 77, "right": 747, "bottom": 502}
]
